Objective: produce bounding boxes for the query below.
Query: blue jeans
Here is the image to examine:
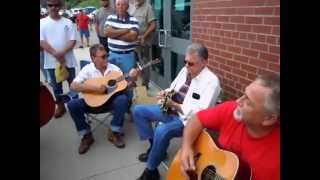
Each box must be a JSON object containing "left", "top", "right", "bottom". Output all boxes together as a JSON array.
[
  {"left": 67, "top": 93, "right": 129, "bottom": 137},
  {"left": 40, "top": 51, "right": 48, "bottom": 82},
  {"left": 46, "top": 67, "right": 76, "bottom": 103},
  {"left": 109, "top": 51, "right": 136, "bottom": 101},
  {"left": 109, "top": 51, "right": 136, "bottom": 74},
  {"left": 133, "top": 104, "right": 184, "bottom": 170}
]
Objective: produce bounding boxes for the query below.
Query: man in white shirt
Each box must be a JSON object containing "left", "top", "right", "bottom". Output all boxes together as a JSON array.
[
  {"left": 67, "top": 44, "right": 138, "bottom": 154},
  {"left": 132, "top": 43, "right": 221, "bottom": 180},
  {"left": 40, "top": 0, "right": 77, "bottom": 118}
]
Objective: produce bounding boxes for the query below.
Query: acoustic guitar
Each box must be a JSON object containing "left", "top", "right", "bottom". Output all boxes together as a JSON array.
[
  {"left": 40, "top": 83, "right": 55, "bottom": 128},
  {"left": 167, "top": 130, "right": 252, "bottom": 180},
  {"left": 83, "top": 58, "right": 160, "bottom": 107}
]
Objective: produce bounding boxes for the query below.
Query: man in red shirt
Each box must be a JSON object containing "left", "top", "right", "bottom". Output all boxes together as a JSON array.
[
  {"left": 76, "top": 9, "right": 90, "bottom": 48},
  {"left": 180, "top": 73, "right": 280, "bottom": 180}
]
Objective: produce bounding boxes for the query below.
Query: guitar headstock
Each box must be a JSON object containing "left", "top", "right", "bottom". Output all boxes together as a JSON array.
[
  {"left": 151, "top": 58, "right": 161, "bottom": 65},
  {"left": 137, "top": 58, "right": 161, "bottom": 71}
]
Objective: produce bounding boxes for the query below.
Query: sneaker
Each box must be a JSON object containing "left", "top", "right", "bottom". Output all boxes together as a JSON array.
[
  {"left": 78, "top": 133, "right": 94, "bottom": 154},
  {"left": 79, "top": 45, "right": 83, "bottom": 48},
  {"left": 107, "top": 128, "right": 125, "bottom": 148},
  {"left": 137, "top": 168, "right": 160, "bottom": 180}
]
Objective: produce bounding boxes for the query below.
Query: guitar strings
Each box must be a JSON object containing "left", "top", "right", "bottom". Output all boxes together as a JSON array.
[{"left": 204, "top": 169, "right": 224, "bottom": 180}]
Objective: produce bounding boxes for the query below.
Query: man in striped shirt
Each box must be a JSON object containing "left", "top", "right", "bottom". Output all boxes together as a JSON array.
[{"left": 105, "top": 0, "right": 139, "bottom": 75}]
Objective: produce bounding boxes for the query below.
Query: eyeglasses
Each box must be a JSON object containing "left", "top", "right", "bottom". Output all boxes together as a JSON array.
[
  {"left": 184, "top": 60, "right": 195, "bottom": 66},
  {"left": 95, "top": 54, "right": 108, "bottom": 59},
  {"left": 47, "top": 4, "right": 60, "bottom": 8}
]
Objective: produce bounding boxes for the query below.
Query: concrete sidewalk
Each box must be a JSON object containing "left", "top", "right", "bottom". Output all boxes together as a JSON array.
[{"left": 40, "top": 27, "right": 181, "bottom": 180}]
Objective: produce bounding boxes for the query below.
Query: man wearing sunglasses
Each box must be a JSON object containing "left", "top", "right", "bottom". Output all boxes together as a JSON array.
[
  {"left": 67, "top": 44, "right": 139, "bottom": 154},
  {"left": 40, "top": 0, "right": 77, "bottom": 118},
  {"left": 132, "top": 43, "right": 221, "bottom": 180}
]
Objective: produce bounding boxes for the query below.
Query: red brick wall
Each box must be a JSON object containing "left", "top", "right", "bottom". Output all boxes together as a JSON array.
[{"left": 192, "top": 0, "right": 280, "bottom": 99}]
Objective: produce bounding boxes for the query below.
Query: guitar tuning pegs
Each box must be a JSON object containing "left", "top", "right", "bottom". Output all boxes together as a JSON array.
[{"left": 137, "top": 62, "right": 142, "bottom": 71}]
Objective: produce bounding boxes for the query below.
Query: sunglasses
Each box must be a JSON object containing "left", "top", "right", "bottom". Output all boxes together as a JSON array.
[
  {"left": 47, "top": 4, "right": 60, "bottom": 8},
  {"left": 184, "top": 60, "right": 195, "bottom": 66},
  {"left": 95, "top": 54, "right": 108, "bottom": 59}
]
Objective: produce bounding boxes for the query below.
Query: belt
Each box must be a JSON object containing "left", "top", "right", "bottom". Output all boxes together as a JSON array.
[{"left": 110, "top": 50, "right": 133, "bottom": 54}]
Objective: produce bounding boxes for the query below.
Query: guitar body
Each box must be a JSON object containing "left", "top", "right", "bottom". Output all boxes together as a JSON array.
[
  {"left": 82, "top": 71, "right": 127, "bottom": 107},
  {"left": 40, "top": 84, "right": 55, "bottom": 128},
  {"left": 167, "top": 131, "right": 251, "bottom": 180}
]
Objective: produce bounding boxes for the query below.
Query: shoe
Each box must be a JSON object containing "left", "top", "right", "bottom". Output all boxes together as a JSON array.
[
  {"left": 79, "top": 45, "right": 83, "bottom": 48},
  {"left": 54, "top": 102, "right": 66, "bottom": 118},
  {"left": 138, "top": 148, "right": 150, "bottom": 162},
  {"left": 107, "top": 128, "right": 125, "bottom": 148},
  {"left": 138, "top": 148, "right": 168, "bottom": 162},
  {"left": 137, "top": 168, "right": 160, "bottom": 180},
  {"left": 78, "top": 133, "right": 94, "bottom": 154}
]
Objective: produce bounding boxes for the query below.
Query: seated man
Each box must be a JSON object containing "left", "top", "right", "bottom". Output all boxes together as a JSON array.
[
  {"left": 180, "top": 73, "right": 280, "bottom": 180},
  {"left": 132, "top": 43, "right": 221, "bottom": 180},
  {"left": 67, "top": 44, "right": 138, "bottom": 154}
]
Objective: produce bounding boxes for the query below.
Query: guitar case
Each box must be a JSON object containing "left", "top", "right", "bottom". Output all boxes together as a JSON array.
[{"left": 40, "top": 84, "right": 55, "bottom": 128}]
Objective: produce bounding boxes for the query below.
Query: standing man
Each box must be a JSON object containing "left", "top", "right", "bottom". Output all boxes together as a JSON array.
[
  {"left": 105, "top": 0, "right": 139, "bottom": 74},
  {"left": 130, "top": 0, "right": 156, "bottom": 89},
  {"left": 40, "top": 7, "right": 48, "bottom": 82},
  {"left": 40, "top": 0, "right": 77, "bottom": 118},
  {"left": 76, "top": 9, "right": 90, "bottom": 48},
  {"left": 132, "top": 43, "right": 221, "bottom": 180},
  {"left": 180, "top": 73, "right": 280, "bottom": 180},
  {"left": 94, "top": 0, "right": 114, "bottom": 53}
]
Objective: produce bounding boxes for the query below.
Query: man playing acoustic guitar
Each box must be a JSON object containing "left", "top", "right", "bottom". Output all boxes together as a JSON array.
[
  {"left": 67, "top": 44, "right": 139, "bottom": 154},
  {"left": 132, "top": 43, "right": 221, "bottom": 180},
  {"left": 180, "top": 73, "right": 280, "bottom": 180}
]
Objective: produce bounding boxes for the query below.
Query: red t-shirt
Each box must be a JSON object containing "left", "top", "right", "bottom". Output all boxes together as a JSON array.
[
  {"left": 76, "top": 14, "right": 90, "bottom": 29},
  {"left": 197, "top": 101, "right": 280, "bottom": 180}
]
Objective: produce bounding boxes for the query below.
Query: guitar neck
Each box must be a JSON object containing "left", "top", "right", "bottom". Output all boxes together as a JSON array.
[{"left": 137, "top": 58, "right": 160, "bottom": 71}]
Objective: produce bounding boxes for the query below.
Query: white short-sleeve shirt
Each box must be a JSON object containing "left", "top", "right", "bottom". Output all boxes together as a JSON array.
[
  {"left": 40, "top": 16, "right": 77, "bottom": 69},
  {"left": 73, "top": 62, "right": 122, "bottom": 83}
]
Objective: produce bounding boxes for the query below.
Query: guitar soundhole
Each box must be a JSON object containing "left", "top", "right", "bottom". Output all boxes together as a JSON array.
[
  {"left": 202, "top": 165, "right": 218, "bottom": 180},
  {"left": 108, "top": 79, "right": 116, "bottom": 86},
  {"left": 186, "top": 170, "right": 198, "bottom": 180}
]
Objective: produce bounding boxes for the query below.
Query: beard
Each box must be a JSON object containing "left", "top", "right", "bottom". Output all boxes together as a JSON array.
[{"left": 233, "top": 107, "right": 243, "bottom": 122}]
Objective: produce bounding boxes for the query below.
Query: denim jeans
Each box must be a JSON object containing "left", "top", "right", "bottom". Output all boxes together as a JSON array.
[
  {"left": 109, "top": 51, "right": 136, "bottom": 74},
  {"left": 67, "top": 93, "right": 129, "bottom": 137},
  {"left": 132, "top": 104, "right": 184, "bottom": 170},
  {"left": 46, "top": 67, "right": 76, "bottom": 103},
  {"left": 40, "top": 51, "right": 48, "bottom": 82},
  {"left": 109, "top": 51, "right": 136, "bottom": 101}
]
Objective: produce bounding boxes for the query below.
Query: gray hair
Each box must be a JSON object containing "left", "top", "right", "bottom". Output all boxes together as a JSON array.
[
  {"left": 116, "top": 0, "right": 129, "bottom": 4},
  {"left": 256, "top": 73, "right": 280, "bottom": 116},
  {"left": 186, "top": 43, "right": 208, "bottom": 60},
  {"left": 89, "top": 44, "right": 106, "bottom": 58}
]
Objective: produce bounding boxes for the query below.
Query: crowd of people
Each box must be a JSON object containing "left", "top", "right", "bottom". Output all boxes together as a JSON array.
[{"left": 40, "top": 0, "right": 280, "bottom": 180}]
